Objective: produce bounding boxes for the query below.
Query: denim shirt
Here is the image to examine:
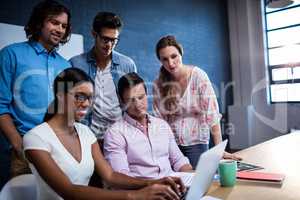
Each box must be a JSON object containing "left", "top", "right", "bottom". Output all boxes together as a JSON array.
[
  {"left": 0, "top": 41, "right": 70, "bottom": 135},
  {"left": 69, "top": 48, "right": 137, "bottom": 129},
  {"left": 70, "top": 48, "right": 137, "bottom": 88}
]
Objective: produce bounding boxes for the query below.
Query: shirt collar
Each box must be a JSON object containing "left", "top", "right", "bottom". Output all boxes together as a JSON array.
[
  {"left": 111, "top": 50, "right": 121, "bottom": 65},
  {"left": 29, "top": 40, "right": 57, "bottom": 57},
  {"left": 87, "top": 47, "right": 120, "bottom": 66},
  {"left": 123, "top": 112, "right": 151, "bottom": 135},
  {"left": 87, "top": 48, "right": 96, "bottom": 63}
]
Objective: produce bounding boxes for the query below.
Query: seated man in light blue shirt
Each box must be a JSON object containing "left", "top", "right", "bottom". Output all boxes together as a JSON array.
[
  {"left": 104, "top": 72, "right": 193, "bottom": 180},
  {"left": 70, "top": 12, "right": 136, "bottom": 140},
  {"left": 0, "top": 0, "right": 71, "bottom": 188}
]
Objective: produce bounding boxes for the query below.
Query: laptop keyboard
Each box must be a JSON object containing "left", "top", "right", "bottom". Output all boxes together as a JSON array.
[{"left": 180, "top": 188, "right": 189, "bottom": 200}]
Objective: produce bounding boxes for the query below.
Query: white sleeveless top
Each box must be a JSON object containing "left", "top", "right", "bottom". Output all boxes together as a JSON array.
[{"left": 23, "top": 122, "right": 97, "bottom": 200}]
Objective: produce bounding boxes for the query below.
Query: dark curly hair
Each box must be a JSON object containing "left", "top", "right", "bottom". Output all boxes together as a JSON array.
[{"left": 24, "top": 0, "right": 71, "bottom": 45}]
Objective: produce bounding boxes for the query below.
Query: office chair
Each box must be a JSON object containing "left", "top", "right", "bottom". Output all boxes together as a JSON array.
[{"left": 0, "top": 174, "right": 37, "bottom": 200}]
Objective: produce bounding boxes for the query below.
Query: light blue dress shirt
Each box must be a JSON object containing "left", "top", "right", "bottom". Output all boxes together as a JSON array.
[{"left": 0, "top": 41, "right": 70, "bottom": 135}]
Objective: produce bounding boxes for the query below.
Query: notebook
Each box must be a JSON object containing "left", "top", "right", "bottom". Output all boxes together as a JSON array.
[{"left": 237, "top": 171, "right": 285, "bottom": 185}]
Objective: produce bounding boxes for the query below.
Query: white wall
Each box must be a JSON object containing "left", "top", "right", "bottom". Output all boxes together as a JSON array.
[
  {"left": 0, "top": 23, "right": 84, "bottom": 60},
  {"left": 226, "top": 0, "right": 300, "bottom": 149}
]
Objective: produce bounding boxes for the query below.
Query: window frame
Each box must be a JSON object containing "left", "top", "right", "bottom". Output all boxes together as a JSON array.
[{"left": 264, "top": 2, "right": 300, "bottom": 103}]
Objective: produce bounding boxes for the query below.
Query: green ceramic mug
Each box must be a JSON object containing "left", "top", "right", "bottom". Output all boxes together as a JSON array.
[{"left": 218, "top": 160, "right": 237, "bottom": 187}]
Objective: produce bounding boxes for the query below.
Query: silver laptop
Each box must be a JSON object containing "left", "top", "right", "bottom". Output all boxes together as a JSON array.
[{"left": 184, "top": 140, "right": 228, "bottom": 200}]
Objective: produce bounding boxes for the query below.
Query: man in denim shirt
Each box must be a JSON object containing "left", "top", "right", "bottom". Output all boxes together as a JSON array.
[
  {"left": 70, "top": 12, "right": 136, "bottom": 141},
  {"left": 0, "top": 0, "right": 71, "bottom": 189}
]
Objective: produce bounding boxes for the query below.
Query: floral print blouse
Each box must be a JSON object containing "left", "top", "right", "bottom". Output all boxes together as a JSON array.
[{"left": 153, "top": 66, "right": 222, "bottom": 146}]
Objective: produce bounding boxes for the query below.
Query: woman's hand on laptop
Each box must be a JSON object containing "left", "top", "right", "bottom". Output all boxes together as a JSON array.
[
  {"left": 223, "top": 151, "right": 242, "bottom": 161},
  {"left": 128, "top": 183, "right": 181, "bottom": 200},
  {"left": 152, "top": 176, "right": 186, "bottom": 197}
]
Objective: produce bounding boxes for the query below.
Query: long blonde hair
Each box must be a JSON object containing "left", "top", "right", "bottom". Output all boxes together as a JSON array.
[{"left": 155, "top": 35, "right": 184, "bottom": 116}]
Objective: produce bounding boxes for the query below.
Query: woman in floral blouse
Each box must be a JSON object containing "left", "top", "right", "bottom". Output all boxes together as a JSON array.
[{"left": 152, "top": 35, "right": 241, "bottom": 168}]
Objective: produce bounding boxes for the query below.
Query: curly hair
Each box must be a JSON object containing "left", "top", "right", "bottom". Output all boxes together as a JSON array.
[{"left": 24, "top": 0, "right": 71, "bottom": 45}]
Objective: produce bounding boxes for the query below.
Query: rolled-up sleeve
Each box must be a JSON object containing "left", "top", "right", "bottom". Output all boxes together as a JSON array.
[
  {"left": 0, "top": 48, "right": 14, "bottom": 115},
  {"left": 103, "top": 126, "right": 131, "bottom": 176},
  {"left": 167, "top": 124, "right": 190, "bottom": 171}
]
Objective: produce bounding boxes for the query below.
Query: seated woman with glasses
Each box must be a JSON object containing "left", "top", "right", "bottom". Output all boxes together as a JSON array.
[{"left": 23, "top": 68, "right": 184, "bottom": 200}]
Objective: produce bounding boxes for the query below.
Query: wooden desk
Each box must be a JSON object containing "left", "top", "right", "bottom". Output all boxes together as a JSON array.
[{"left": 206, "top": 132, "right": 300, "bottom": 200}]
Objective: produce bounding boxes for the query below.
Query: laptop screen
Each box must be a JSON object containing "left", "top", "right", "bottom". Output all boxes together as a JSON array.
[{"left": 184, "top": 140, "right": 228, "bottom": 200}]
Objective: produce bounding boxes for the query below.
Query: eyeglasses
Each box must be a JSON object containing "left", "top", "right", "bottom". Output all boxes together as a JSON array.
[
  {"left": 97, "top": 34, "right": 119, "bottom": 46},
  {"left": 73, "top": 93, "right": 93, "bottom": 103}
]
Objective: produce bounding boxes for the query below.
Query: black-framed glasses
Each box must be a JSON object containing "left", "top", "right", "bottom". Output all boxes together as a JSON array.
[
  {"left": 97, "top": 34, "right": 119, "bottom": 46},
  {"left": 73, "top": 93, "right": 93, "bottom": 103}
]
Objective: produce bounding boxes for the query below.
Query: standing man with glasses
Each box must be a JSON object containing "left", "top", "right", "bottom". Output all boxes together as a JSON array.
[{"left": 70, "top": 12, "right": 136, "bottom": 143}]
